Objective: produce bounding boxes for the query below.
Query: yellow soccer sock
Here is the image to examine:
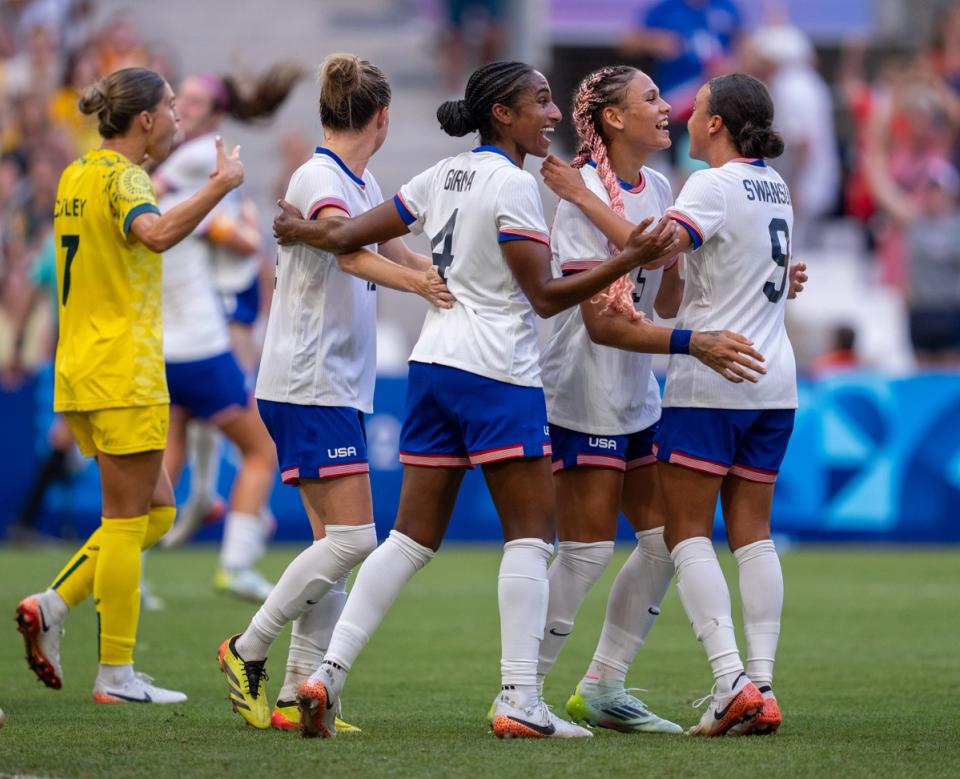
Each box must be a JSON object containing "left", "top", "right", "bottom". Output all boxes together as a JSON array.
[
  {"left": 94, "top": 515, "right": 148, "bottom": 665},
  {"left": 142, "top": 505, "right": 176, "bottom": 550},
  {"left": 48, "top": 506, "right": 177, "bottom": 610},
  {"left": 50, "top": 529, "right": 102, "bottom": 609}
]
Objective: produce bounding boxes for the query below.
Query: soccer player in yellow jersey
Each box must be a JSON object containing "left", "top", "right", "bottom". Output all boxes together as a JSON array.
[{"left": 15, "top": 67, "right": 244, "bottom": 704}]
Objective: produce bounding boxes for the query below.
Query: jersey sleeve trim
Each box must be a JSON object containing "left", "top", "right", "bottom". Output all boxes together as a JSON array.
[
  {"left": 665, "top": 208, "right": 704, "bottom": 249},
  {"left": 559, "top": 259, "right": 602, "bottom": 273},
  {"left": 122, "top": 202, "right": 160, "bottom": 238},
  {"left": 393, "top": 193, "right": 416, "bottom": 225},
  {"left": 308, "top": 197, "right": 350, "bottom": 220},
  {"left": 498, "top": 228, "right": 549, "bottom": 246}
]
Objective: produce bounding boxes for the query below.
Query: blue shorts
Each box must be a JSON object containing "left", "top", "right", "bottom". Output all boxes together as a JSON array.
[
  {"left": 550, "top": 423, "right": 659, "bottom": 473},
  {"left": 654, "top": 407, "right": 795, "bottom": 483},
  {"left": 399, "top": 362, "right": 551, "bottom": 468},
  {"left": 166, "top": 352, "right": 249, "bottom": 422},
  {"left": 257, "top": 400, "right": 368, "bottom": 485},
  {"left": 222, "top": 277, "right": 260, "bottom": 326}
]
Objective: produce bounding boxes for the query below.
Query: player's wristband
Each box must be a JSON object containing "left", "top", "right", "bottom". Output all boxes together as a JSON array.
[
  {"left": 663, "top": 255, "right": 680, "bottom": 271},
  {"left": 670, "top": 329, "right": 693, "bottom": 355}
]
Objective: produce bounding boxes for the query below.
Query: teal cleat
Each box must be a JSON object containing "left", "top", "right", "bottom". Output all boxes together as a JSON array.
[{"left": 566, "top": 680, "right": 683, "bottom": 734}]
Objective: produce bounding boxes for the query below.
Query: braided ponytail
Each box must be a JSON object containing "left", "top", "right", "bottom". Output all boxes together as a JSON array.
[{"left": 570, "top": 66, "right": 643, "bottom": 320}]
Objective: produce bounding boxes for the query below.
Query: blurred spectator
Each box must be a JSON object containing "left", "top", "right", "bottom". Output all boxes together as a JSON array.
[
  {"left": 439, "top": 0, "right": 505, "bottom": 93},
  {"left": 47, "top": 45, "right": 101, "bottom": 153},
  {"left": 0, "top": 227, "right": 54, "bottom": 389},
  {"left": 745, "top": 25, "right": 840, "bottom": 241},
  {"left": 864, "top": 59, "right": 956, "bottom": 289},
  {"left": 810, "top": 324, "right": 860, "bottom": 378},
  {"left": 95, "top": 11, "right": 149, "bottom": 74},
  {"left": 902, "top": 159, "right": 960, "bottom": 367},
  {"left": 622, "top": 0, "right": 741, "bottom": 164},
  {"left": 926, "top": 2, "right": 960, "bottom": 167},
  {"left": 0, "top": 20, "right": 61, "bottom": 99}
]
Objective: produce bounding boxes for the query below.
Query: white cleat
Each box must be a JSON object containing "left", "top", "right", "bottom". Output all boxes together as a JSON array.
[
  {"left": 15, "top": 592, "right": 65, "bottom": 689},
  {"left": 686, "top": 674, "right": 764, "bottom": 737},
  {"left": 566, "top": 679, "right": 683, "bottom": 734},
  {"left": 297, "top": 664, "right": 341, "bottom": 739},
  {"left": 160, "top": 496, "right": 225, "bottom": 548},
  {"left": 490, "top": 691, "right": 593, "bottom": 739},
  {"left": 214, "top": 568, "right": 273, "bottom": 602},
  {"left": 93, "top": 670, "right": 188, "bottom": 704}
]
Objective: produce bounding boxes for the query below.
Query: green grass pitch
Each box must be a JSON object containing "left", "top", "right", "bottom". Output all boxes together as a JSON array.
[{"left": 1, "top": 544, "right": 958, "bottom": 778}]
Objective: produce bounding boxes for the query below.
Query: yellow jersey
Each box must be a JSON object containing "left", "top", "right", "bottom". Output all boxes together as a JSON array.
[{"left": 53, "top": 149, "right": 168, "bottom": 412}]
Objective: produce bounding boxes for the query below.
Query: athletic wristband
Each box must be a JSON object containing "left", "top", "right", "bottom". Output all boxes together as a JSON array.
[
  {"left": 663, "top": 255, "right": 680, "bottom": 271},
  {"left": 669, "top": 329, "right": 693, "bottom": 355}
]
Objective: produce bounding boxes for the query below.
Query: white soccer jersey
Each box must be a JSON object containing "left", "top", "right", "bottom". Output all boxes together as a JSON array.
[
  {"left": 541, "top": 164, "right": 671, "bottom": 435},
  {"left": 396, "top": 146, "right": 550, "bottom": 386},
  {"left": 157, "top": 133, "right": 231, "bottom": 362},
  {"left": 664, "top": 158, "right": 797, "bottom": 409},
  {"left": 255, "top": 147, "right": 382, "bottom": 412}
]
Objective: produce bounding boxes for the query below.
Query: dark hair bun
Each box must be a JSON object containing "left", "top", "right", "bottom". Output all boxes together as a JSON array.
[
  {"left": 436, "top": 99, "right": 477, "bottom": 137},
  {"left": 78, "top": 82, "right": 108, "bottom": 116},
  {"left": 737, "top": 121, "right": 785, "bottom": 159}
]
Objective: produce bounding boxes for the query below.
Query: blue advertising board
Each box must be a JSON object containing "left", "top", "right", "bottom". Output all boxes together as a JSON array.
[{"left": 2, "top": 371, "right": 958, "bottom": 544}]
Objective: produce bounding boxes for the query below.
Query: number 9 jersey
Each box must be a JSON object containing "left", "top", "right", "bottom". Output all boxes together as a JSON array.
[
  {"left": 664, "top": 158, "right": 797, "bottom": 410},
  {"left": 52, "top": 149, "right": 167, "bottom": 412}
]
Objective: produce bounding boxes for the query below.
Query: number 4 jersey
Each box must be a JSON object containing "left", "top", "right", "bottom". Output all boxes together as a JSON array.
[
  {"left": 394, "top": 146, "right": 550, "bottom": 387},
  {"left": 53, "top": 149, "right": 167, "bottom": 412},
  {"left": 664, "top": 158, "right": 797, "bottom": 410}
]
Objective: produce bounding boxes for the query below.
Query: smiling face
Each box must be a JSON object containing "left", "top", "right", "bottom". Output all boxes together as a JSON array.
[
  {"left": 143, "top": 82, "right": 179, "bottom": 163},
  {"left": 176, "top": 76, "right": 219, "bottom": 140},
  {"left": 496, "top": 71, "right": 562, "bottom": 160},
  {"left": 686, "top": 83, "right": 715, "bottom": 161},
  {"left": 602, "top": 71, "right": 672, "bottom": 153}
]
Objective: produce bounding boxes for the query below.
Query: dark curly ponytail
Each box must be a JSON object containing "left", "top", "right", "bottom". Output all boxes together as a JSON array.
[
  {"left": 707, "top": 73, "right": 784, "bottom": 159},
  {"left": 437, "top": 61, "right": 535, "bottom": 143}
]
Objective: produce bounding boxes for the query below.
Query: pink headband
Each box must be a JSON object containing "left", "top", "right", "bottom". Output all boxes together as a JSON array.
[{"left": 195, "top": 72, "right": 230, "bottom": 114}]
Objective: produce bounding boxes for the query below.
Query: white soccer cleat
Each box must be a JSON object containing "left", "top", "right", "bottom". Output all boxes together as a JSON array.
[
  {"left": 213, "top": 568, "right": 273, "bottom": 602},
  {"left": 15, "top": 593, "right": 65, "bottom": 690},
  {"left": 160, "top": 495, "right": 225, "bottom": 548},
  {"left": 566, "top": 679, "right": 683, "bottom": 734},
  {"left": 686, "top": 674, "right": 764, "bottom": 737},
  {"left": 297, "top": 664, "right": 340, "bottom": 739},
  {"left": 92, "top": 670, "right": 188, "bottom": 704},
  {"left": 490, "top": 691, "right": 593, "bottom": 739}
]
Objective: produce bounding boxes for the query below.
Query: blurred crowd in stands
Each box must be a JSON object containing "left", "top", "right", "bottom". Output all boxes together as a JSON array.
[{"left": 0, "top": 0, "right": 959, "bottom": 395}]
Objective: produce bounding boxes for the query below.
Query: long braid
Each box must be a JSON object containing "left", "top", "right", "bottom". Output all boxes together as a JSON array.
[{"left": 571, "top": 66, "right": 643, "bottom": 320}]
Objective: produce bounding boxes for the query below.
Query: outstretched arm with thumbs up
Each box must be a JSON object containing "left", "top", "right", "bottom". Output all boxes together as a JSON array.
[{"left": 129, "top": 135, "right": 245, "bottom": 253}]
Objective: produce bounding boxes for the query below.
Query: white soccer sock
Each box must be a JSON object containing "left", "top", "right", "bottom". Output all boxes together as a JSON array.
[
  {"left": 588, "top": 527, "right": 674, "bottom": 682},
  {"left": 499, "top": 538, "right": 552, "bottom": 708},
  {"left": 734, "top": 539, "right": 783, "bottom": 688},
  {"left": 187, "top": 422, "right": 221, "bottom": 502},
  {"left": 278, "top": 572, "right": 349, "bottom": 701},
  {"left": 671, "top": 536, "right": 744, "bottom": 692},
  {"left": 320, "top": 530, "right": 434, "bottom": 696},
  {"left": 537, "top": 540, "right": 614, "bottom": 681},
  {"left": 235, "top": 524, "right": 376, "bottom": 661},
  {"left": 219, "top": 511, "right": 266, "bottom": 572}
]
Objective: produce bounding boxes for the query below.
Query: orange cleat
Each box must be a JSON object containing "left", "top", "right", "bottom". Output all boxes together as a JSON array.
[
  {"left": 15, "top": 596, "right": 63, "bottom": 690},
  {"left": 687, "top": 675, "right": 764, "bottom": 737},
  {"left": 731, "top": 693, "right": 781, "bottom": 735}
]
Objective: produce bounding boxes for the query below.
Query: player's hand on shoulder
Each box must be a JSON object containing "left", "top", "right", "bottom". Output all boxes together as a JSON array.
[
  {"left": 415, "top": 266, "right": 455, "bottom": 309},
  {"left": 624, "top": 215, "right": 680, "bottom": 268},
  {"left": 540, "top": 155, "right": 586, "bottom": 202},
  {"left": 788, "top": 262, "right": 807, "bottom": 299},
  {"left": 272, "top": 199, "right": 305, "bottom": 245},
  {"left": 210, "top": 135, "right": 244, "bottom": 191},
  {"left": 690, "top": 329, "right": 767, "bottom": 384}
]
